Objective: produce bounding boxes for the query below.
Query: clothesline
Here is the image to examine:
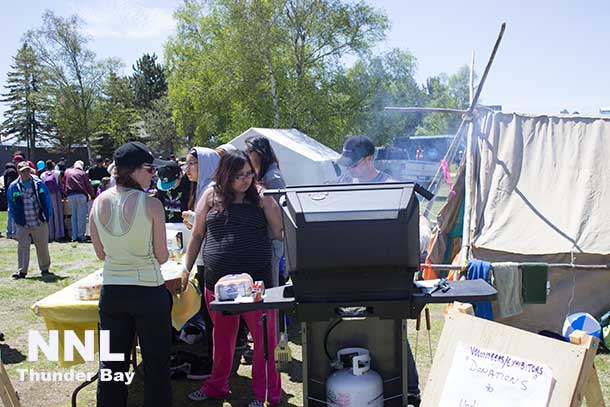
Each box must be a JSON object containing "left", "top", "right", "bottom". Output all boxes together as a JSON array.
[{"left": 422, "top": 263, "right": 610, "bottom": 270}]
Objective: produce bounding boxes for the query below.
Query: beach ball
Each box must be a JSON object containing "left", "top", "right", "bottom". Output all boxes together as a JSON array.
[
  {"left": 36, "top": 160, "right": 45, "bottom": 171},
  {"left": 562, "top": 312, "right": 602, "bottom": 341}
]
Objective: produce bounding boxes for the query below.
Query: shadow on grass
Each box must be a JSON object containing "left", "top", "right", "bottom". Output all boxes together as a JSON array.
[
  {"left": 287, "top": 317, "right": 301, "bottom": 346},
  {"left": 28, "top": 273, "right": 68, "bottom": 283},
  {"left": 284, "top": 358, "right": 303, "bottom": 384},
  {"left": 126, "top": 363, "right": 300, "bottom": 407},
  {"left": 0, "top": 343, "right": 26, "bottom": 364}
]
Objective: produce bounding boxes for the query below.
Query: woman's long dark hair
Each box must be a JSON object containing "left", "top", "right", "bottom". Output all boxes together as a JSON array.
[
  {"left": 213, "top": 150, "right": 259, "bottom": 211},
  {"left": 244, "top": 136, "right": 279, "bottom": 181},
  {"left": 115, "top": 165, "right": 143, "bottom": 190}
]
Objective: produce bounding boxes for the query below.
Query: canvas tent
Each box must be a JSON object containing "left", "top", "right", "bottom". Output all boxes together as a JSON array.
[
  {"left": 229, "top": 128, "right": 340, "bottom": 185},
  {"left": 426, "top": 111, "right": 610, "bottom": 332}
]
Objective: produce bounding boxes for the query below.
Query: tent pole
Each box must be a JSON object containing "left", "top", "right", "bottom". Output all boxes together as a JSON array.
[
  {"left": 458, "top": 23, "right": 506, "bottom": 264},
  {"left": 470, "top": 50, "right": 475, "bottom": 105},
  {"left": 384, "top": 107, "right": 467, "bottom": 114},
  {"left": 459, "top": 119, "right": 476, "bottom": 265},
  {"left": 422, "top": 121, "right": 467, "bottom": 218}
]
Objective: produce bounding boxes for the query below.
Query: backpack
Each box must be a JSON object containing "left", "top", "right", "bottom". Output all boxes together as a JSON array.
[{"left": 42, "top": 171, "right": 59, "bottom": 194}]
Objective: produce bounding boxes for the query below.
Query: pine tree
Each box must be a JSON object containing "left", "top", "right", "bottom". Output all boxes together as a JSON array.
[
  {"left": 131, "top": 53, "right": 167, "bottom": 110},
  {"left": 1, "top": 43, "right": 52, "bottom": 158}
]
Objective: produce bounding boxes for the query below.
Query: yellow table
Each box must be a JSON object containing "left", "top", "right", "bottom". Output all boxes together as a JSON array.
[
  {"left": 32, "top": 272, "right": 101, "bottom": 367},
  {"left": 32, "top": 265, "right": 200, "bottom": 368}
]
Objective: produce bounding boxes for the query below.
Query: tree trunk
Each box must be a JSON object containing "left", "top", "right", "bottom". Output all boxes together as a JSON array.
[{"left": 264, "top": 51, "right": 281, "bottom": 127}]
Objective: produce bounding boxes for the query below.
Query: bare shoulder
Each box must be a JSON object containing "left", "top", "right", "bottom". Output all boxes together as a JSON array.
[
  {"left": 145, "top": 193, "right": 163, "bottom": 209},
  {"left": 260, "top": 194, "right": 276, "bottom": 208},
  {"left": 145, "top": 193, "right": 164, "bottom": 217},
  {"left": 200, "top": 186, "right": 215, "bottom": 209}
]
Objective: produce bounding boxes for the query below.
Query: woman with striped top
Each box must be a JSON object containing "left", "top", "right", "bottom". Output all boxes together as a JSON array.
[{"left": 182, "top": 150, "right": 283, "bottom": 406}]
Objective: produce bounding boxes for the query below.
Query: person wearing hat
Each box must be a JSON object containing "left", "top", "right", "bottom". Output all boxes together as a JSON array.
[
  {"left": 334, "top": 135, "right": 422, "bottom": 406},
  {"left": 12, "top": 152, "right": 24, "bottom": 165},
  {"left": 335, "top": 135, "right": 392, "bottom": 183},
  {"left": 6, "top": 161, "right": 54, "bottom": 279},
  {"left": 155, "top": 160, "right": 192, "bottom": 223},
  {"left": 90, "top": 141, "right": 171, "bottom": 407},
  {"left": 63, "top": 160, "right": 95, "bottom": 242}
]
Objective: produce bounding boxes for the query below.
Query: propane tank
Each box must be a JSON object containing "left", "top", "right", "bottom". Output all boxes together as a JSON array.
[{"left": 326, "top": 348, "right": 383, "bottom": 407}]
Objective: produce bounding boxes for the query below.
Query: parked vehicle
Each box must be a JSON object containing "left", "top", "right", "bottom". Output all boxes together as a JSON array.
[{"left": 374, "top": 147, "right": 439, "bottom": 187}]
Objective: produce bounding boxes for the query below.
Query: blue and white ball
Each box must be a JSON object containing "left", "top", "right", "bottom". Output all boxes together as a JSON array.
[{"left": 562, "top": 312, "right": 602, "bottom": 341}]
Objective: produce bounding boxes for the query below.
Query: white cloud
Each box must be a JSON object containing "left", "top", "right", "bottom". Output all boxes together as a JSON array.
[{"left": 68, "top": 0, "right": 177, "bottom": 41}]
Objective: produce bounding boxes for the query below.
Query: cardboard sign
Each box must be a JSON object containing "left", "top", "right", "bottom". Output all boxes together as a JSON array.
[{"left": 438, "top": 342, "right": 554, "bottom": 407}]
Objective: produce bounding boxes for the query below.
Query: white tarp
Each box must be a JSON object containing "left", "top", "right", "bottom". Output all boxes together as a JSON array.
[
  {"left": 471, "top": 112, "right": 610, "bottom": 256},
  {"left": 457, "top": 112, "right": 610, "bottom": 332},
  {"left": 229, "top": 128, "right": 340, "bottom": 185}
]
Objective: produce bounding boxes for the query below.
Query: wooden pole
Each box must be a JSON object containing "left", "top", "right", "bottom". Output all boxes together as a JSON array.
[
  {"left": 470, "top": 50, "right": 475, "bottom": 105},
  {"left": 384, "top": 107, "right": 468, "bottom": 114},
  {"left": 422, "top": 120, "right": 467, "bottom": 217},
  {"left": 459, "top": 119, "right": 476, "bottom": 264},
  {"left": 468, "top": 23, "right": 506, "bottom": 114},
  {"left": 0, "top": 360, "right": 21, "bottom": 407},
  {"left": 459, "top": 23, "right": 506, "bottom": 264}
]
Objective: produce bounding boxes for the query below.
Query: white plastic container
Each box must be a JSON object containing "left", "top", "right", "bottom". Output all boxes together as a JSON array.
[
  {"left": 326, "top": 348, "right": 384, "bottom": 407},
  {"left": 214, "top": 273, "right": 253, "bottom": 301}
]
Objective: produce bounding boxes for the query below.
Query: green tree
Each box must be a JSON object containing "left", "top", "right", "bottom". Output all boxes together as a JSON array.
[
  {"left": 344, "top": 48, "right": 425, "bottom": 145},
  {"left": 131, "top": 53, "right": 167, "bottom": 110},
  {"left": 1, "top": 43, "right": 52, "bottom": 158},
  {"left": 25, "top": 10, "right": 119, "bottom": 161},
  {"left": 93, "top": 72, "right": 141, "bottom": 155},
  {"left": 142, "top": 96, "right": 182, "bottom": 158},
  {"left": 417, "top": 65, "right": 473, "bottom": 135},
  {"left": 165, "top": 0, "right": 389, "bottom": 149}
]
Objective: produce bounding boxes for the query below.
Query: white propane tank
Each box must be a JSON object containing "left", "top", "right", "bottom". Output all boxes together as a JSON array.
[{"left": 326, "top": 348, "right": 384, "bottom": 407}]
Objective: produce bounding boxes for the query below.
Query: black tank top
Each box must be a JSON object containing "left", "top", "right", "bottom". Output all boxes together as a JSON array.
[{"left": 203, "top": 203, "right": 272, "bottom": 290}]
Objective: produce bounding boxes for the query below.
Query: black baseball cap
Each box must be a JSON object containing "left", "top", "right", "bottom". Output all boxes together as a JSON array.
[
  {"left": 114, "top": 141, "right": 157, "bottom": 167},
  {"left": 337, "top": 136, "right": 375, "bottom": 167},
  {"left": 156, "top": 160, "right": 181, "bottom": 191}
]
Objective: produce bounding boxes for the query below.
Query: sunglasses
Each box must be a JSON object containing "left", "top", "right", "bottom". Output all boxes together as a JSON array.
[
  {"left": 141, "top": 164, "right": 156, "bottom": 174},
  {"left": 234, "top": 171, "right": 256, "bottom": 181}
]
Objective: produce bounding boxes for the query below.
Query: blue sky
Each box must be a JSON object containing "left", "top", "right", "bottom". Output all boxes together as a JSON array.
[{"left": 1, "top": 0, "right": 609, "bottom": 116}]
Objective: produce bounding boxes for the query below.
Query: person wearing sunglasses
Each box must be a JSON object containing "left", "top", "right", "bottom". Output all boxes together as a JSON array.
[
  {"left": 90, "top": 141, "right": 171, "bottom": 407},
  {"left": 183, "top": 150, "right": 283, "bottom": 406},
  {"left": 335, "top": 135, "right": 393, "bottom": 183}
]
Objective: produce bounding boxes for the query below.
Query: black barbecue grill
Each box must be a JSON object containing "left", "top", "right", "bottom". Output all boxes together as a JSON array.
[
  {"left": 210, "top": 182, "right": 497, "bottom": 406},
  {"left": 282, "top": 183, "right": 420, "bottom": 303}
]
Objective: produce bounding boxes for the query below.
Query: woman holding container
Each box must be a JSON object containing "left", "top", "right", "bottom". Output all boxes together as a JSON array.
[{"left": 182, "top": 150, "right": 283, "bottom": 406}]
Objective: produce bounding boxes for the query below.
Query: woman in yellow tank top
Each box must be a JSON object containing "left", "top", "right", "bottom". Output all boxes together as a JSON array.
[{"left": 90, "top": 141, "right": 170, "bottom": 407}]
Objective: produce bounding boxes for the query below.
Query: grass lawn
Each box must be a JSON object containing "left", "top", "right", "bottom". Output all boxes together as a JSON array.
[{"left": 0, "top": 210, "right": 608, "bottom": 406}]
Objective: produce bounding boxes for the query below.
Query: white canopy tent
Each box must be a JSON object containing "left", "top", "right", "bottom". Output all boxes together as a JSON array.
[{"left": 229, "top": 128, "right": 340, "bottom": 186}]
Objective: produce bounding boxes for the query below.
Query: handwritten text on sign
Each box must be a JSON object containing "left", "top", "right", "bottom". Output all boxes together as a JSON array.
[{"left": 438, "top": 342, "right": 554, "bottom": 407}]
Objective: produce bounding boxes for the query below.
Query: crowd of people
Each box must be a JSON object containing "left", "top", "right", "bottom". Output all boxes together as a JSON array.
[
  {"left": 84, "top": 138, "right": 286, "bottom": 407},
  {"left": 2, "top": 134, "right": 424, "bottom": 407}
]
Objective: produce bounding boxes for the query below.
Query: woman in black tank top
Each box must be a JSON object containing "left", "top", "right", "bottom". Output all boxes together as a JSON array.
[{"left": 182, "top": 151, "right": 284, "bottom": 405}]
